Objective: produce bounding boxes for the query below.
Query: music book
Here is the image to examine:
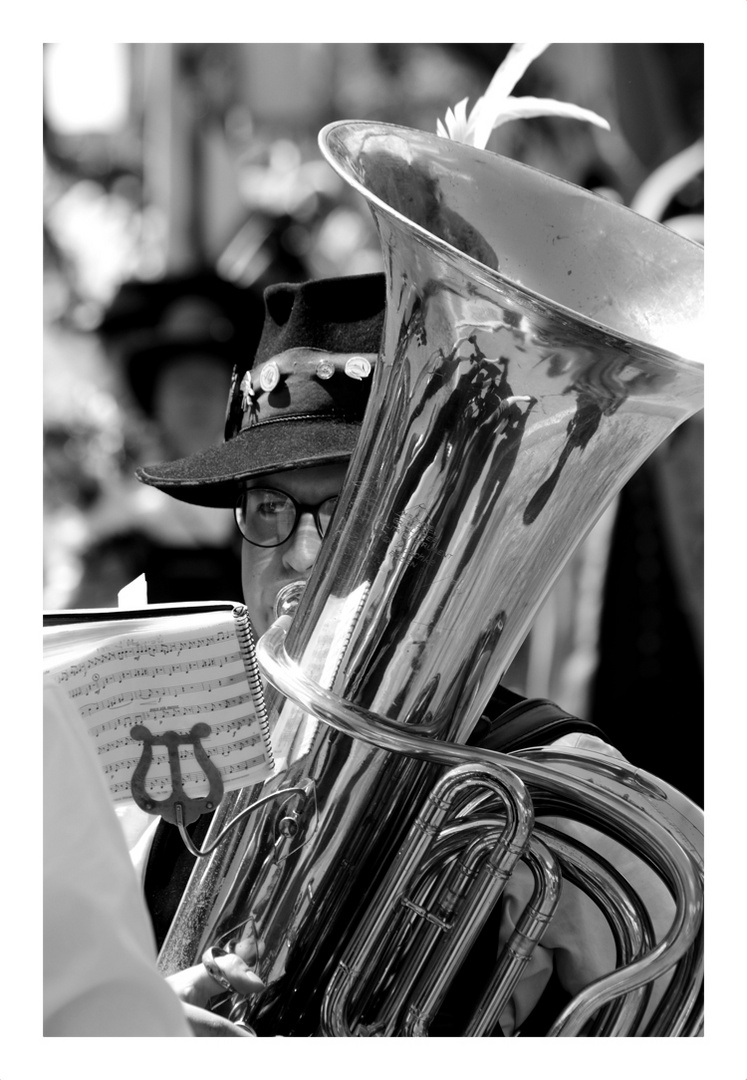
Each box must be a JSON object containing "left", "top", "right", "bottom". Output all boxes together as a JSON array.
[{"left": 43, "top": 601, "right": 275, "bottom": 822}]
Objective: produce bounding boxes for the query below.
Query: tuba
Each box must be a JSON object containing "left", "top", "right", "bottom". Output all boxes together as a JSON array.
[{"left": 158, "top": 122, "right": 704, "bottom": 1037}]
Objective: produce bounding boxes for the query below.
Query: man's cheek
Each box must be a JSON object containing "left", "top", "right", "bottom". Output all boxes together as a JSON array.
[{"left": 241, "top": 548, "right": 276, "bottom": 632}]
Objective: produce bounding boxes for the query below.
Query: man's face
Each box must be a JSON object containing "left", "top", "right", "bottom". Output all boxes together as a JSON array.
[{"left": 240, "top": 462, "right": 349, "bottom": 637}]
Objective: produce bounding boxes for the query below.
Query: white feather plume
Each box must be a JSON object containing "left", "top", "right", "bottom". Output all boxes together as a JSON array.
[{"left": 437, "top": 43, "right": 610, "bottom": 150}]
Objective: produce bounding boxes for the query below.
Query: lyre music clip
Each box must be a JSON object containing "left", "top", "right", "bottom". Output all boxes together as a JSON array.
[{"left": 129, "top": 722, "right": 224, "bottom": 826}]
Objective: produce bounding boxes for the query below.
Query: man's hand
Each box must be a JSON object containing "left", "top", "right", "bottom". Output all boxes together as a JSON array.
[{"left": 166, "top": 938, "right": 265, "bottom": 1037}]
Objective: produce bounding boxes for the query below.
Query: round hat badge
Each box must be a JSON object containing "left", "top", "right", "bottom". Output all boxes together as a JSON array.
[
  {"left": 315, "top": 359, "right": 335, "bottom": 380},
  {"left": 345, "top": 356, "right": 372, "bottom": 381},
  {"left": 259, "top": 361, "right": 280, "bottom": 392}
]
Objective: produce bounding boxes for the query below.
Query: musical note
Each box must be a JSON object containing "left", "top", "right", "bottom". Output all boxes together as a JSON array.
[{"left": 45, "top": 608, "right": 274, "bottom": 806}]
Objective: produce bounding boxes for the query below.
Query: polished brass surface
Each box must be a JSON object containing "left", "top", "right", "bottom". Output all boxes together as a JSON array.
[
  {"left": 158, "top": 122, "right": 704, "bottom": 1036},
  {"left": 258, "top": 616, "right": 703, "bottom": 1036}
]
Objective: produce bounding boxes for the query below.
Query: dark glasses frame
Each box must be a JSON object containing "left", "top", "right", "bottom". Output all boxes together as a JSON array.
[{"left": 234, "top": 487, "right": 339, "bottom": 548}]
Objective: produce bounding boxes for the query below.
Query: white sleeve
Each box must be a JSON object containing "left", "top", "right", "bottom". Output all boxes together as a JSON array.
[
  {"left": 115, "top": 803, "right": 160, "bottom": 885},
  {"left": 43, "top": 679, "right": 192, "bottom": 1036}
]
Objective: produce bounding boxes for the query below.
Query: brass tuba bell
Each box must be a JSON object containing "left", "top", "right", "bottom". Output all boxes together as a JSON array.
[{"left": 158, "top": 122, "right": 704, "bottom": 1037}]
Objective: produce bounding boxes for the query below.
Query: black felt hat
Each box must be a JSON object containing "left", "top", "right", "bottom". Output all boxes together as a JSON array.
[
  {"left": 99, "top": 271, "right": 264, "bottom": 416},
  {"left": 136, "top": 273, "right": 386, "bottom": 507}
]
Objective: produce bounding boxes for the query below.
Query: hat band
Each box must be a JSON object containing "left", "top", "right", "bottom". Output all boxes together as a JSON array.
[{"left": 224, "top": 347, "right": 377, "bottom": 441}]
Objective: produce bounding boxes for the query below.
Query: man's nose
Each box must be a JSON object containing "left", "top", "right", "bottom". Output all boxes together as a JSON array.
[{"left": 282, "top": 513, "right": 323, "bottom": 574}]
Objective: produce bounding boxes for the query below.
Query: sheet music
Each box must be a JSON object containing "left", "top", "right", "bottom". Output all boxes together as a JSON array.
[{"left": 44, "top": 611, "right": 274, "bottom": 805}]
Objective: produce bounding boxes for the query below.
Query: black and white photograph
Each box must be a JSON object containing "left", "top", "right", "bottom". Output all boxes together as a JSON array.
[{"left": 30, "top": 29, "right": 731, "bottom": 1072}]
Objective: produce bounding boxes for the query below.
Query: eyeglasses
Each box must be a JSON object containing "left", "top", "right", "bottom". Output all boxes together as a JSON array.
[{"left": 235, "top": 487, "right": 339, "bottom": 548}]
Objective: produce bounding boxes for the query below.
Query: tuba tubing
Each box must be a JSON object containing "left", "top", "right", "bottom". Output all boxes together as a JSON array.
[{"left": 258, "top": 615, "right": 704, "bottom": 1037}]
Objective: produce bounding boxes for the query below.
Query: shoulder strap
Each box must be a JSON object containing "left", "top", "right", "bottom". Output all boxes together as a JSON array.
[{"left": 468, "top": 694, "right": 608, "bottom": 754}]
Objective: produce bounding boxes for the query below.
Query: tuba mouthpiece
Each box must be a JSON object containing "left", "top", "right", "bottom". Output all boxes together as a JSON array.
[{"left": 274, "top": 581, "right": 307, "bottom": 620}]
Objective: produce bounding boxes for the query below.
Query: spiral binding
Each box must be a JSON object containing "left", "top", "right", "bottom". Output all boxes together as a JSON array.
[{"left": 233, "top": 604, "right": 275, "bottom": 773}]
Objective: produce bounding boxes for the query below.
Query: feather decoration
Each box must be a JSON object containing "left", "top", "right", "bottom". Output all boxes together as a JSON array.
[{"left": 437, "top": 42, "right": 610, "bottom": 150}]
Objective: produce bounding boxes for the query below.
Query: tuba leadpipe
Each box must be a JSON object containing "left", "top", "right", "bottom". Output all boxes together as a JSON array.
[{"left": 158, "top": 121, "right": 704, "bottom": 1036}]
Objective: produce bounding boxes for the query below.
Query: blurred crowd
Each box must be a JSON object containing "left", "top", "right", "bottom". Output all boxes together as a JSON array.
[{"left": 43, "top": 43, "right": 704, "bottom": 801}]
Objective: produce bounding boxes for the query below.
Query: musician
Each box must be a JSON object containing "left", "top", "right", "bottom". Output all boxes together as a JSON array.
[
  {"left": 133, "top": 272, "right": 677, "bottom": 1036},
  {"left": 69, "top": 271, "right": 263, "bottom": 610}
]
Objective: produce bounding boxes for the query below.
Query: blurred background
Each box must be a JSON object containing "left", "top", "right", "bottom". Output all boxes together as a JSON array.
[{"left": 42, "top": 43, "right": 704, "bottom": 801}]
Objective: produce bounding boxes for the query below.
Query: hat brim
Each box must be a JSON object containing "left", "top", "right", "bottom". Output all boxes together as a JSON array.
[{"left": 136, "top": 416, "right": 360, "bottom": 508}]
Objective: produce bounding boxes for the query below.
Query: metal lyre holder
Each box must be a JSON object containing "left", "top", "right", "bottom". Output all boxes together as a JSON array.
[
  {"left": 130, "top": 722, "right": 225, "bottom": 827},
  {"left": 129, "top": 720, "right": 315, "bottom": 859},
  {"left": 158, "top": 121, "right": 704, "bottom": 1037}
]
